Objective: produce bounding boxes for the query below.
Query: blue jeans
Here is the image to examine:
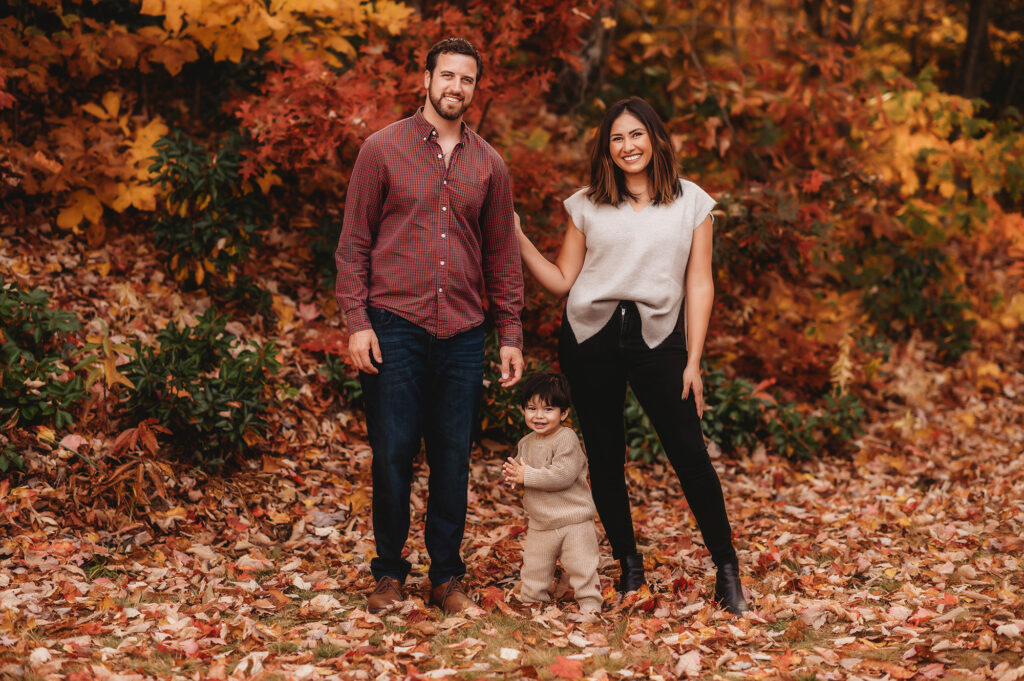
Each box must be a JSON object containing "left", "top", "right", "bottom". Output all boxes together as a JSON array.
[{"left": 360, "top": 307, "right": 485, "bottom": 584}]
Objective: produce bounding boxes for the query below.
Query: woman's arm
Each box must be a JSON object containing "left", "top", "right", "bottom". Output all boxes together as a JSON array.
[
  {"left": 515, "top": 213, "right": 587, "bottom": 298},
  {"left": 682, "top": 215, "right": 714, "bottom": 418}
]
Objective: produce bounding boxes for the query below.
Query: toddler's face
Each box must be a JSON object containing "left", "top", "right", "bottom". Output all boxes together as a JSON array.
[{"left": 521, "top": 397, "right": 567, "bottom": 437}]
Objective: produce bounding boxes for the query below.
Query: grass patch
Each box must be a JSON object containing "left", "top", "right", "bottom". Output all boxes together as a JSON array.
[
  {"left": 85, "top": 559, "right": 120, "bottom": 581},
  {"left": 268, "top": 641, "right": 299, "bottom": 654},
  {"left": 255, "top": 568, "right": 277, "bottom": 584},
  {"left": 314, "top": 642, "right": 345, "bottom": 659}
]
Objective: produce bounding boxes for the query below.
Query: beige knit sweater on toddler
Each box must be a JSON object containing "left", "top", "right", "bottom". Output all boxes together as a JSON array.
[{"left": 515, "top": 426, "right": 596, "bottom": 529}]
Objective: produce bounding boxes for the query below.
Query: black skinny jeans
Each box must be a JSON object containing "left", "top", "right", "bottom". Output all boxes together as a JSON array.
[{"left": 558, "top": 301, "right": 738, "bottom": 568}]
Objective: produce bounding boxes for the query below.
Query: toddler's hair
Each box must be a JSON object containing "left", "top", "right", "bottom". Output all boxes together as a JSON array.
[{"left": 519, "top": 372, "right": 572, "bottom": 410}]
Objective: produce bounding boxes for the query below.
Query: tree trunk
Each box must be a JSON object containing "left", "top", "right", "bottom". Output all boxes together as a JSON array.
[
  {"left": 803, "top": 0, "right": 823, "bottom": 36},
  {"left": 960, "top": 0, "right": 992, "bottom": 98}
]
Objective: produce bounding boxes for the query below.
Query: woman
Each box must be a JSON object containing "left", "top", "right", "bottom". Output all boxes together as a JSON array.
[{"left": 515, "top": 97, "right": 749, "bottom": 614}]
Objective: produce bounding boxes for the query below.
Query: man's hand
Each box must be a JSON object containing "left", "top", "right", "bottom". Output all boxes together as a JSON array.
[
  {"left": 503, "top": 457, "right": 525, "bottom": 486},
  {"left": 499, "top": 346, "right": 524, "bottom": 388},
  {"left": 349, "top": 328, "right": 382, "bottom": 374}
]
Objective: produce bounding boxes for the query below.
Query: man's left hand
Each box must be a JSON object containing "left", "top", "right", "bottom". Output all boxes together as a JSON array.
[{"left": 498, "top": 346, "right": 524, "bottom": 388}]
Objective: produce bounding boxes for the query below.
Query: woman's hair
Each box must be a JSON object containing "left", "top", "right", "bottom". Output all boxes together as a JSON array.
[
  {"left": 586, "top": 97, "right": 681, "bottom": 206},
  {"left": 519, "top": 372, "right": 572, "bottom": 410}
]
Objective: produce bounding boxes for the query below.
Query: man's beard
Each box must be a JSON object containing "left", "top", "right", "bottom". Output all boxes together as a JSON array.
[{"left": 429, "top": 90, "right": 468, "bottom": 121}]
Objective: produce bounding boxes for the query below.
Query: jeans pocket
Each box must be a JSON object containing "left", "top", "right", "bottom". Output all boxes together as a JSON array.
[{"left": 368, "top": 306, "right": 397, "bottom": 329}]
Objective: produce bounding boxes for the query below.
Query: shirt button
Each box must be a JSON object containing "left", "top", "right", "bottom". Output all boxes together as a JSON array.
[
  {"left": 423, "top": 137, "right": 427, "bottom": 141},
  {"left": 440, "top": 260, "right": 445, "bottom": 266},
  {"left": 438, "top": 288, "right": 443, "bottom": 293},
  {"left": 437, "top": 153, "right": 442, "bottom": 158},
  {"left": 443, "top": 180, "right": 447, "bottom": 185},
  {"left": 442, "top": 206, "right": 447, "bottom": 211},
  {"left": 441, "top": 233, "right": 446, "bottom": 238}
]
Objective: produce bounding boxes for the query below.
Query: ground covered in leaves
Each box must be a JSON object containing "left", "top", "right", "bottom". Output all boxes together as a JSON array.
[{"left": 2, "top": 227, "right": 1023, "bottom": 680}]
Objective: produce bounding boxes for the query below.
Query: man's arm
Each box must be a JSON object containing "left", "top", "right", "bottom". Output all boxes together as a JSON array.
[
  {"left": 479, "top": 156, "right": 525, "bottom": 387},
  {"left": 336, "top": 140, "right": 384, "bottom": 372}
]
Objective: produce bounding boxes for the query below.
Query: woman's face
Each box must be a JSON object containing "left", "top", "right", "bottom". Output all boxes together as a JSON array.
[{"left": 609, "top": 111, "right": 652, "bottom": 178}]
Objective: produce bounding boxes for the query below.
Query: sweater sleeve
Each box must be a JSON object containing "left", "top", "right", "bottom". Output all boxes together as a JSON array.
[{"left": 522, "top": 431, "right": 586, "bottom": 492}]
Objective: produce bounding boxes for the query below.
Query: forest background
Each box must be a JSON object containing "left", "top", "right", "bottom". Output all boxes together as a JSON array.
[{"left": 1, "top": 0, "right": 1023, "bottom": 679}]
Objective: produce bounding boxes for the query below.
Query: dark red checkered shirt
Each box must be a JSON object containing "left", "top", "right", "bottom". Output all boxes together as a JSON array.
[{"left": 335, "top": 108, "right": 524, "bottom": 348}]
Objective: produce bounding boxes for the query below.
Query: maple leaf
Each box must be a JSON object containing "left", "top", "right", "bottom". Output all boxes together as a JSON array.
[{"left": 547, "top": 656, "right": 582, "bottom": 680}]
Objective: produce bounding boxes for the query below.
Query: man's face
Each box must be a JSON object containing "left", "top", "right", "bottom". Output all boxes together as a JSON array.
[{"left": 424, "top": 52, "right": 478, "bottom": 122}]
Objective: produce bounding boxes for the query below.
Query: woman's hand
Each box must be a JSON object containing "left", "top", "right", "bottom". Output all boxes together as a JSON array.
[
  {"left": 514, "top": 211, "right": 524, "bottom": 235},
  {"left": 682, "top": 363, "right": 705, "bottom": 419}
]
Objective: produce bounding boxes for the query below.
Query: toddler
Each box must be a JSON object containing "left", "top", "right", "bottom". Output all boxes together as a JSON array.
[{"left": 502, "top": 372, "right": 602, "bottom": 613}]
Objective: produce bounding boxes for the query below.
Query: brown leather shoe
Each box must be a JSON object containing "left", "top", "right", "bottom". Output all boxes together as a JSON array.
[
  {"left": 429, "top": 577, "right": 474, "bottom": 615},
  {"left": 367, "top": 576, "right": 405, "bottom": 613}
]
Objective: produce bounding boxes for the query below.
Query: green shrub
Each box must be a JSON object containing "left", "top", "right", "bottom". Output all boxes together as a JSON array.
[
  {"left": 839, "top": 237, "right": 974, "bottom": 361},
  {"left": 319, "top": 352, "right": 363, "bottom": 409},
  {"left": 478, "top": 330, "right": 553, "bottom": 442},
  {"left": 624, "top": 365, "right": 866, "bottom": 462},
  {"left": 149, "top": 129, "right": 269, "bottom": 287},
  {"left": 0, "top": 277, "right": 86, "bottom": 431},
  {"left": 121, "top": 307, "right": 280, "bottom": 465},
  {"left": 700, "top": 369, "right": 770, "bottom": 454}
]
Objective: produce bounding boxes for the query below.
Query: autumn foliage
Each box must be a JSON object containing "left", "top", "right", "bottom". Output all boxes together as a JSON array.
[{"left": 2, "top": 0, "right": 1024, "bottom": 678}]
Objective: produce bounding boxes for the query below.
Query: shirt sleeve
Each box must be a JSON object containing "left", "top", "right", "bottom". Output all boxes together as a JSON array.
[
  {"left": 562, "top": 189, "right": 588, "bottom": 235},
  {"left": 335, "top": 139, "right": 384, "bottom": 335},
  {"left": 479, "top": 154, "right": 524, "bottom": 349},
  {"left": 689, "top": 182, "right": 716, "bottom": 230},
  {"left": 523, "top": 431, "right": 586, "bottom": 492}
]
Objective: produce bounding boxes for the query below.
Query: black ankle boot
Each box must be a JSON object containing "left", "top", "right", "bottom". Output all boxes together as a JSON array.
[
  {"left": 618, "top": 554, "right": 646, "bottom": 593},
  {"left": 714, "top": 562, "right": 750, "bottom": 614}
]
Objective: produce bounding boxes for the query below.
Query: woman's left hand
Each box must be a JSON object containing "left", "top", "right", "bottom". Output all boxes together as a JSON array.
[{"left": 682, "top": 363, "right": 705, "bottom": 419}]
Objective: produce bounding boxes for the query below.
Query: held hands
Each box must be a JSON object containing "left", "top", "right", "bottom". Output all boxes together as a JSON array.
[
  {"left": 348, "top": 329, "right": 382, "bottom": 374},
  {"left": 503, "top": 457, "right": 525, "bottom": 487},
  {"left": 682, "top": 362, "right": 705, "bottom": 419},
  {"left": 499, "top": 346, "right": 524, "bottom": 388}
]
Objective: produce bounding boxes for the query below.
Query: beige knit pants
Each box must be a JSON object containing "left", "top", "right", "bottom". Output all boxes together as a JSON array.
[{"left": 520, "top": 520, "right": 602, "bottom": 613}]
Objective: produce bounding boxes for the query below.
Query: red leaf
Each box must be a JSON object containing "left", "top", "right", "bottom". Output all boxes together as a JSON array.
[{"left": 547, "top": 656, "right": 583, "bottom": 680}]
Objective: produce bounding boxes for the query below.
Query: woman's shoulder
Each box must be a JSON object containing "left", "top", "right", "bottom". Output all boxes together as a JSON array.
[{"left": 563, "top": 186, "right": 591, "bottom": 205}]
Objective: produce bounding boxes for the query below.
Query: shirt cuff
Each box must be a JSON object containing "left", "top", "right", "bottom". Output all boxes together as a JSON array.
[
  {"left": 497, "top": 320, "right": 523, "bottom": 350},
  {"left": 344, "top": 307, "right": 371, "bottom": 335}
]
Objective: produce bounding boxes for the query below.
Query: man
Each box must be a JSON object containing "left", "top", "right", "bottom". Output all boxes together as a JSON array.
[{"left": 335, "top": 37, "right": 525, "bottom": 615}]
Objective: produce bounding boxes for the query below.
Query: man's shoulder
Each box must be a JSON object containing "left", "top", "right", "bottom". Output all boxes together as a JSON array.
[
  {"left": 362, "top": 115, "right": 418, "bottom": 150},
  {"left": 464, "top": 127, "right": 507, "bottom": 168}
]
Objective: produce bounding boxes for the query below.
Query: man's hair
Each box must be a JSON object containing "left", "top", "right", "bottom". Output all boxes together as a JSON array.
[
  {"left": 425, "top": 37, "right": 483, "bottom": 81},
  {"left": 519, "top": 372, "right": 572, "bottom": 410},
  {"left": 586, "top": 96, "right": 682, "bottom": 206}
]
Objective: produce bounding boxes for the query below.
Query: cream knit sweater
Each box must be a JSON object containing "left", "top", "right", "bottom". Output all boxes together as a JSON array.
[
  {"left": 515, "top": 426, "right": 596, "bottom": 531},
  {"left": 563, "top": 179, "right": 716, "bottom": 348}
]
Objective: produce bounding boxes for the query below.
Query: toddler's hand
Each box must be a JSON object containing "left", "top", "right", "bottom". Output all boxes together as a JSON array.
[{"left": 502, "top": 457, "right": 525, "bottom": 486}]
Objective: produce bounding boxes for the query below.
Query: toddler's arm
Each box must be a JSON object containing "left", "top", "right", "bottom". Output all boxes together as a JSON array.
[{"left": 521, "top": 436, "right": 585, "bottom": 492}]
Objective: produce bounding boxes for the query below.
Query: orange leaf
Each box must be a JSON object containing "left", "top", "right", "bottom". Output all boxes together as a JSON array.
[{"left": 547, "top": 656, "right": 582, "bottom": 680}]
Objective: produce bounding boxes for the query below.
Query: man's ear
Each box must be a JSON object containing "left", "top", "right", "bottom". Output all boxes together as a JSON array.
[{"left": 424, "top": 70, "right": 431, "bottom": 90}]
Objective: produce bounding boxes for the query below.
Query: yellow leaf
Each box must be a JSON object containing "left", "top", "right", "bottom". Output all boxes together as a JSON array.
[
  {"left": 102, "top": 91, "right": 120, "bottom": 118},
  {"left": 140, "top": 0, "right": 164, "bottom": 16},
  {"left": 111, "top": 183, "right": 158, "bottom": 212},
  {"left": 164, "top": 0, "right": 184, "bottom": 33},
  {"left": 57, "top": 203, "right": 85, "bottom": 231},
  {"left": 256, "top": 171, "right": 282, "bottom": 194},
  {"left": 37, "top": 426, "right": 57, "bottom": 444},
  {"left": 82, "top": 102, "right": 110, "bottom": 120},
  {"left": 369, "top": 0, "right": 414, "bottom": 35},
  {"left": 194, "top": 261, "right": 205, "bottom": 285}
]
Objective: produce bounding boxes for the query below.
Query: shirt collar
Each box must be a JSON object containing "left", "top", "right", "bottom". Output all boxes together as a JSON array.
[{"left": 413, "top": 107, "right": 469, "bottom": 145}]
